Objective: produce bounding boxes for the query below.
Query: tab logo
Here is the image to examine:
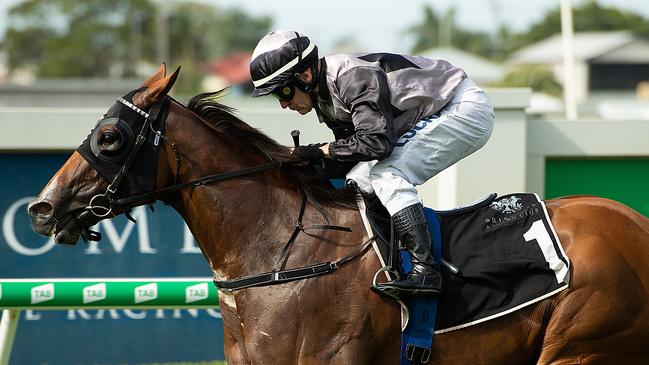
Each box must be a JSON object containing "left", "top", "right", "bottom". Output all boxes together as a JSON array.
[
  {"left": 185, "top": 283, "right": 209, "bottom": 303},
  {"left": 83, "top": 283, "right": 106, "bottom": 304},
  {"left": 134, "top": 283, "right": 157, "bottom": 303},
  {"left": 31, "top": 283, "right": 54, "bottom": 304}
]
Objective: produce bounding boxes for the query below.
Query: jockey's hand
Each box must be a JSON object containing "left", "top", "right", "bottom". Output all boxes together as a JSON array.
[{"left": 292, "top": 144, "right": 326, "bottom": 162}]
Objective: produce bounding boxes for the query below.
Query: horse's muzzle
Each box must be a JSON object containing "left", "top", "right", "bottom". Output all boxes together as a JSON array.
[
  {"left": 27, "top": 198, "right": 100, "bottom": 245},
  {"left": 27, "top": 199, "right": 57, "bottom": 237}
]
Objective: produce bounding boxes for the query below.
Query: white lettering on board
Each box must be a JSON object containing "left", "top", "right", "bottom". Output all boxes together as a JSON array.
[
  {"left": 123, "top": 309, "right": 147, "bottom": 319},
  {"left": 3, "top": 197, "right": 206, "bottom": 256},
  {"left": 24, "top": 310, "right": 41, "bottom": 321},
  {"left": 180, "top": 223, "right": 202, "bottom": 253}
]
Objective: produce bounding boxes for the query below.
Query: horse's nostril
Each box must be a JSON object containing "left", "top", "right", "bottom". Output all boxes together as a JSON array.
[{"left": 28, "top": 201, "right": 54, "bottom": 218}]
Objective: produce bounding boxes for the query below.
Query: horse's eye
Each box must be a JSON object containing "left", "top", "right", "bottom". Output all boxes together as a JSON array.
[{"left": 99, "top": 132, "right": 118, "bottom": 147}]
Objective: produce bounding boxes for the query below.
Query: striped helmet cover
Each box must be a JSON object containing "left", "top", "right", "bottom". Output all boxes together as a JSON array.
[{"left": 249, "top": 30, "right": 318, "bottom": 97}]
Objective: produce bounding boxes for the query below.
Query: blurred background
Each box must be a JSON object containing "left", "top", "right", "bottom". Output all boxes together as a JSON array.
[
  {"left": 1, "top": 1, "right": 649, "bottom": 364},
  {"left": 0, "top": 0, "right": 648, "bottom": 114}
]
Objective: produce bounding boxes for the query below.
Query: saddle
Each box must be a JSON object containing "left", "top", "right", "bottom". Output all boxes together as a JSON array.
[
  {"left": 363, "top": 193, "right": 498, "bottom": 283},
  {"left": 359, "top": 192, "right": 571, "bottom": 364}
]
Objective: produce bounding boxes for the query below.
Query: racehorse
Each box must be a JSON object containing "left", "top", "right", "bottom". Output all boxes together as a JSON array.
[{"left": 28, "top": 65, "right": 649, "bottom": 364}]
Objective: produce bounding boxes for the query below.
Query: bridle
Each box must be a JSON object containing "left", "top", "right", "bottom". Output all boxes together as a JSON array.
[
  {"left": 83, "top": 96, "right": 167, "bottom": 220},
  {"left": 75, "top": 95, "right": 301, "bottom": 240}
]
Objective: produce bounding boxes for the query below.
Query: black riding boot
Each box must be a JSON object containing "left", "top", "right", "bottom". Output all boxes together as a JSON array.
[{"left": 377, "top": 203, "right": 442, "bottom": 297}]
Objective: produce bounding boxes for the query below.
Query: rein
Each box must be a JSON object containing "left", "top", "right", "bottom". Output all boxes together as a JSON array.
[
  {"left": 114, "top": 159, "right": 300, "bottom": 207},
  {"left": 79, "top": 94, "right": 373, "bottom": 291}
]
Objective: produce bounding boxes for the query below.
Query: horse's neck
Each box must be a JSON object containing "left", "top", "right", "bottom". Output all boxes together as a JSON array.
[
  {"left": 176, "top": 180, "right": 304, "bottom": 280},
  {"left": 161, "top": 108, "right": 309, "bottom": 279}
]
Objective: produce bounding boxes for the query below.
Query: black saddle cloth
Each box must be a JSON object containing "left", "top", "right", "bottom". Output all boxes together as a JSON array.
[{"left": 367, "top": 193, "right": 570, "bottom": 332}]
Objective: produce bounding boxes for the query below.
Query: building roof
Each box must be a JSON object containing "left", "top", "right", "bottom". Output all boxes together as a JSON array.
[
  {"left": 510, "top": 31, "right": 649, "bottom": 64},
  {"left": 204, "top": 52, "right": 252, "bottom": 85},
  {"left": 418, "top": 47, "right": 504, "bottom": 84}
]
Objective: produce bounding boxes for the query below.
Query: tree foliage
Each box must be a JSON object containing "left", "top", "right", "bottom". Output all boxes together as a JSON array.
[
  {"left": 1, "top": 0, "right": 271, "bottom": 82},
  {"left": 165, "top": 3, "right": 270, "bottom": 93},
  {"left": 3, "top": 0, "right": 155, "bottom": 77},
  {"left": 408, "top": 1, "right": 649, "bottom": 60},
  {"left": 494, "top": 65, "right": 563, "bottom": 96},
  {"left": 408, "top": 5, "right": 498, "bottom": 58}
]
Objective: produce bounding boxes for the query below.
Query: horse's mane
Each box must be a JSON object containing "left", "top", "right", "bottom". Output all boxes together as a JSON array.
[{"left": 185, "top": 90, "right": 356, "bottom": 210}]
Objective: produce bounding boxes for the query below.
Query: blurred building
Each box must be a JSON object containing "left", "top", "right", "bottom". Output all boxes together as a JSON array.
[
  {"left": 203, "top": 52, "right": 253, "bottom": 94},
  {"left": 418, "top": 47, "right": 505, "bottom": 86},
  {"left": 510, "top": 31, "right": 649, "bottom": 103},
  {"left": 0, "top": 79, "right": 139, "bottom": 107}
]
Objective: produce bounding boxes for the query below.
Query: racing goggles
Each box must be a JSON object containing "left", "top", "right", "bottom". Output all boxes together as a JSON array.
[{"left": 271, "top": 84, "right": 296, "bottom": 102}]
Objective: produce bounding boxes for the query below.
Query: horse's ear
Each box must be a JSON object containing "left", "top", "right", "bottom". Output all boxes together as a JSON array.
[
  {"left": 133, "top": 66, "right": 180, "bottom": 108},
  {"left": 140, "top": 63, "right": 167, "bottom": 88}
]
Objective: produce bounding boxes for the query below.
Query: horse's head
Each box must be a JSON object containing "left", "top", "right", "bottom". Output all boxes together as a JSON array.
[{"left": 28, "top": 64, "right": 179, "bottom": 245}]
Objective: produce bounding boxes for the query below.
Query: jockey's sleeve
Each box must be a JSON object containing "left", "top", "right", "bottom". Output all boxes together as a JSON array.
[
  {"left": 322, "top": 118, "right": 355, "bottom": 141},
  {"left": 328, "top": 67, "right": 396, "bottom": 162}
]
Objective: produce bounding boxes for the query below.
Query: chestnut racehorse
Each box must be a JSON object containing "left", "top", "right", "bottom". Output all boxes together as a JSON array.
[{"left": 28, "top": 65, "right": 649, "bottom": 364}]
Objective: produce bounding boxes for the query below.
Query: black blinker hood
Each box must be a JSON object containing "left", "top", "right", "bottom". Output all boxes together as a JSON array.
[{"left": 76, "top": 88, "right": 170, "bottom": 198}]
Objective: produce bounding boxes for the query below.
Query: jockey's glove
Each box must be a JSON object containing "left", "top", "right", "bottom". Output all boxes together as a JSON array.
[{"left": 293, "top": 144, "right": 325, "bottom": 162}]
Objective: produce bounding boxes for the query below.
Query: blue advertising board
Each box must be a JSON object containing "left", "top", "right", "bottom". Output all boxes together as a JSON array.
[{"left": 0, "top": 153, "right": 225, "bottom": 364}]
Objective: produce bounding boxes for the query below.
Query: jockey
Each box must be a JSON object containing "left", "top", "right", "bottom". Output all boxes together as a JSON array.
[{"left": 249, "top": 30, "right": 495, "bottom": 297}]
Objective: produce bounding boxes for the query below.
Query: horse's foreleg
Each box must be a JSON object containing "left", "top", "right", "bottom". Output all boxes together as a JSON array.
[
  {"left": 327, "top": 295, "right": 400, "bottom": 365},
  {"left": 223, "top": 328, "right": 248, "bottom": 365},
  {"left": 219, "top": 292, "right": 251, "bottom": 364}
]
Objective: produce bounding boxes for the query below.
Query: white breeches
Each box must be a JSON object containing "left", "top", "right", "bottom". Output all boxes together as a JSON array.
[{"left": 347, "top": 78, "right": 495, "bottom": 215}]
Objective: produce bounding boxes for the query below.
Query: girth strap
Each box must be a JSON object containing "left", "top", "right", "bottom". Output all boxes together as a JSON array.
[
  {"left": 214, "top": 262, "right": 336, "bottom": 291},
  {"left": 213, "top": 236, "right": 374, "bottom": 292}
]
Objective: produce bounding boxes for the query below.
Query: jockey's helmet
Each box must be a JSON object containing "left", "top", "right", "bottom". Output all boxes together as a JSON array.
[{"left": 250, "top": 30, "right": 319, "bottom": 98}]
